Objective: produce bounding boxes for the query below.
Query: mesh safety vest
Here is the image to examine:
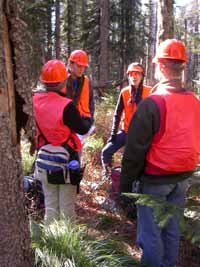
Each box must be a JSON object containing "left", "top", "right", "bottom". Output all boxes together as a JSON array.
[
  {"left": 121, "top": 85, "right": 151, "bottom": 133},
  {"left": 33, "top": 92, "right": 82, "bottom": 152},
  {"left": 146, "top": 88, "right": 200, "bottom": 172},
  {"left": 76, "top": 76, "right": 91, "bottom": 117}
]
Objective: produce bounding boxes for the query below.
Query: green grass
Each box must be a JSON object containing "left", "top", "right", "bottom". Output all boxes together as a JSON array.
[
  {"left": 100, "top": 88, "right": 119, "bottom": 106},
  {"left": 31, "top": 219, "right": 138, "bottom": 267},
  {"left": 95, "top": 214, "right": 116, "bottom": 230},
  {"left": 83, "top": 93, "right": 118, "bottom": 161},
  {"left": 21, "top": 140, "right": 36, "bottom": 174},
  {"left": 84, "top": 135, "right": 104, "bottom": 151}
]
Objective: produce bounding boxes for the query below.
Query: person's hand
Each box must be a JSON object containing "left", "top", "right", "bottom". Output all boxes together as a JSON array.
[{"left": 107, "top": 134, "right": 116, "bottom": 144}]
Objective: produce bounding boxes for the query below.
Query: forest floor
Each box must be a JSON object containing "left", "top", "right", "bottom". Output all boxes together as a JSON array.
[{"left": 76, "top": 153, "right": 141, "bottom": 263}]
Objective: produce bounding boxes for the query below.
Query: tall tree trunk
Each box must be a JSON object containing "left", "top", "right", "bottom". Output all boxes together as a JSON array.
[
  {"left": 47, "top": 2, "right": 53, "bottom": 60},
  {"left": 192, "top": 0, "right": 199, "bottom": 80},
  {"left": 55, "top": 0, "right": 61, "bottom": 58},
  {"left": 81, "top": 0, "right": 87, "bottom": 49},
  {"left": 0, "top": 1, "right": 32, "bottom": 266},
  {"left": 66, "top": 0, "right": 73, "bottom": 54},
  {"left": 145, "top": 0, "right": 157, "bottom": 85},
  {"left": 120, "top": 0, "right": 126, "bottom": 81},
  {"left": 99, "top": 0, "right": 109, "bottom": 88},
  {"left": 156, "top": 0, "right": 174, "bottom": 47}
]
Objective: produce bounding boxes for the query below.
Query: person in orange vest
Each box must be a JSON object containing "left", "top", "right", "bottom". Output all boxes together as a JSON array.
[
  {"left": 101, "top": 62, "right": 151, "bottom": 177},
  {"left": 66, "top": 49, "right": 94, "bottom": 128},
  {"left": 33, "top": 60, "right": 91, "bottom": 223},
  {"left": 119, "top": 39, "right": 200, "bottom": 267}
]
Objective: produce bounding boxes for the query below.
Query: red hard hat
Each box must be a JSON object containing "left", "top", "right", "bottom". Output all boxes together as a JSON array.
[
  {"left": 127, "top": 63, "right": 144, "bottom": 75},
  {"left": 69, "top": 49, "right": 89, "bottom": 67},
  {"left": 40, "top": 60, "right": 68, "bottom": 83},
  {"left": 153, "top": 39, "right": 186, "bottom": 63}
]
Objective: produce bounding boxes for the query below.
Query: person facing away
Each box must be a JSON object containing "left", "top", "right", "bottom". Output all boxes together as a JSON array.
[
  {"left": 33, "top": 59, "right": 91, "bottom": 223},
  {"left": 101, "top": 62, "right": 151, "bottom": 178},
  {"left": 66, "top": 49, "right": 94, "bottom": 128},
  {"left": 119, "top": 39, "right": 200, "bottom": 267}
]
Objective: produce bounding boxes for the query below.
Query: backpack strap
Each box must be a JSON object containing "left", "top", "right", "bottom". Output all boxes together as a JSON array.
[
  {"left": 35, "top": 118, "right": 72, "bottom": 149},
  {"left": 35, "top": 119, "right": 49, "bottom": 146}
]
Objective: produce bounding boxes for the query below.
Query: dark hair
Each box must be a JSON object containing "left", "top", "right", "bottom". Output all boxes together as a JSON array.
[
  {"left": 135, "top": 79, "right": 144, "bottom": 105},
  {"left": 45, "top": 80, "right": 66, "bottom": 92}
]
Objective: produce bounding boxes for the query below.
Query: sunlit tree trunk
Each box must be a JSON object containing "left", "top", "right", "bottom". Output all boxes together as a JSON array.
[{"left": 156, "top": 0, "right": 174, "bottom": 47}]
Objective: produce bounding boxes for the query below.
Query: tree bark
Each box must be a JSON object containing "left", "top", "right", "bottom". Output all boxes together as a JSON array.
[
  {"left": 99, "top": 0, "right": 109, "bottom": 88},
  {"left": 47, "top": 1, "right": 53, "bottom": 60},
  {"left": 55, "top": 0, "right": 61, "bottom": 58},
  {"left": 145, "top": 0, "right": 157, "bottom": 85},
  {"left": 2, "top": 13, "right": 17, "bottom": 143},
  {"left": 156, "top": 0, "right": 174, "bottom": 47},
  {"left": 0, "top": 1, "right": 32, "bottom": 266}
]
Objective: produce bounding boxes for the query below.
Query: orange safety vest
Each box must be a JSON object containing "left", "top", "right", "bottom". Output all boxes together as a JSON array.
[
  {"left": 33, "top": 92, "right": 82, "bottom": 152},
  {"left": 121, "top": 85, "right": 151, "bottom": 133},
  {"left": 146, "top": 89, "right": 200, "bottom": 172},
  {"left": 73, "top": 75, "right": 91, "bottom": 118}
]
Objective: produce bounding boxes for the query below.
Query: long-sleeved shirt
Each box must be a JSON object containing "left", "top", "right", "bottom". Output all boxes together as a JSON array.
[
  {"left": 63, "top": 101, "right": 91, "bottom": 135},
  {"left": 111, "top": 84, "right": 143, "bottom": 135},
  {"left": 66, "top": 75, "right": 95, "bottom": 123}
]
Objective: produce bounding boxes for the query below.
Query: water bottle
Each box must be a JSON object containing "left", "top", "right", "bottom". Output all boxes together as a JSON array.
[
  {"left": 68, "top": 160, "right": 81, "bottom": 185},
  {"left": 68, "top": 160, "right": 80, "bottom": 170}
]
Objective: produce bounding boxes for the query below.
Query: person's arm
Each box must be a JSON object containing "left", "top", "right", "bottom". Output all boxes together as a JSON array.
[
  {"left": 63, "top": 102, "right": 91, "bottom": 135},
  {"left": 119, "top": 97, "right": 160, "bottom": 193},
  {"left": 111, "top": 93, "right": 124, "bottom": 136}
]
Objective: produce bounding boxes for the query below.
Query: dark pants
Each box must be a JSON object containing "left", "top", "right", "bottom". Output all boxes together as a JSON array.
[
  {"left": 101, "top": 130, "right": 127, "bottom": 173},
  {"left": 137, "top": 180, "right": 189, "bottom": 267}
]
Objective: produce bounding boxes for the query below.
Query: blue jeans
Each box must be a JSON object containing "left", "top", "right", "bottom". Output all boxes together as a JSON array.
[
  {"left": 101, "top": 130, "right": 127, "bottom": 172},
  {"left": 137, "top": 180, "right": 189, "bottom": 267}
]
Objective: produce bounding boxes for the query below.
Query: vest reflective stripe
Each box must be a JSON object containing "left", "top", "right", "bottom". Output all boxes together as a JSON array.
[
  {"left": 146, "top": 89, "right": 200, "bottom": 172},
  {"left": 33, "top": 92, "right": 82, "bottom": 151},
  {"left": 77, "top": 76, "right": 91, "bottom": 117},
  {"left": 121, "top": 85, "right": 151, "bottom": 133}
]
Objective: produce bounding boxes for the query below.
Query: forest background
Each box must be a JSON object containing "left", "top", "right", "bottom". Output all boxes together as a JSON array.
[{"left": 23, "top": 0, "right": 200, "bottom": 91}]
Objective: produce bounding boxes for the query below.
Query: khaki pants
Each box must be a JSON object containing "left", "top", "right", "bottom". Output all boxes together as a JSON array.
[
  {"left": 34, "top": 167, "right": 77, "bottom": 224},
  {"left": 42, "top": 180, "right": 77, "bottom": 224}
]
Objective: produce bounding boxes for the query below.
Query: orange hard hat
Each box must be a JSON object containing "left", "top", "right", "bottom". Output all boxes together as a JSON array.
[
  {"left": 40, "top": 60, "right": 68, "bottom": 83},
  {"left": 127, "top": 63, "right": 144, "bottom": 75},
  {"left": 69, "top": 49, "right": 89, "bottom": 67},
  {"left": 153, "top": 39, "right": 186, "bottom": 63}
]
